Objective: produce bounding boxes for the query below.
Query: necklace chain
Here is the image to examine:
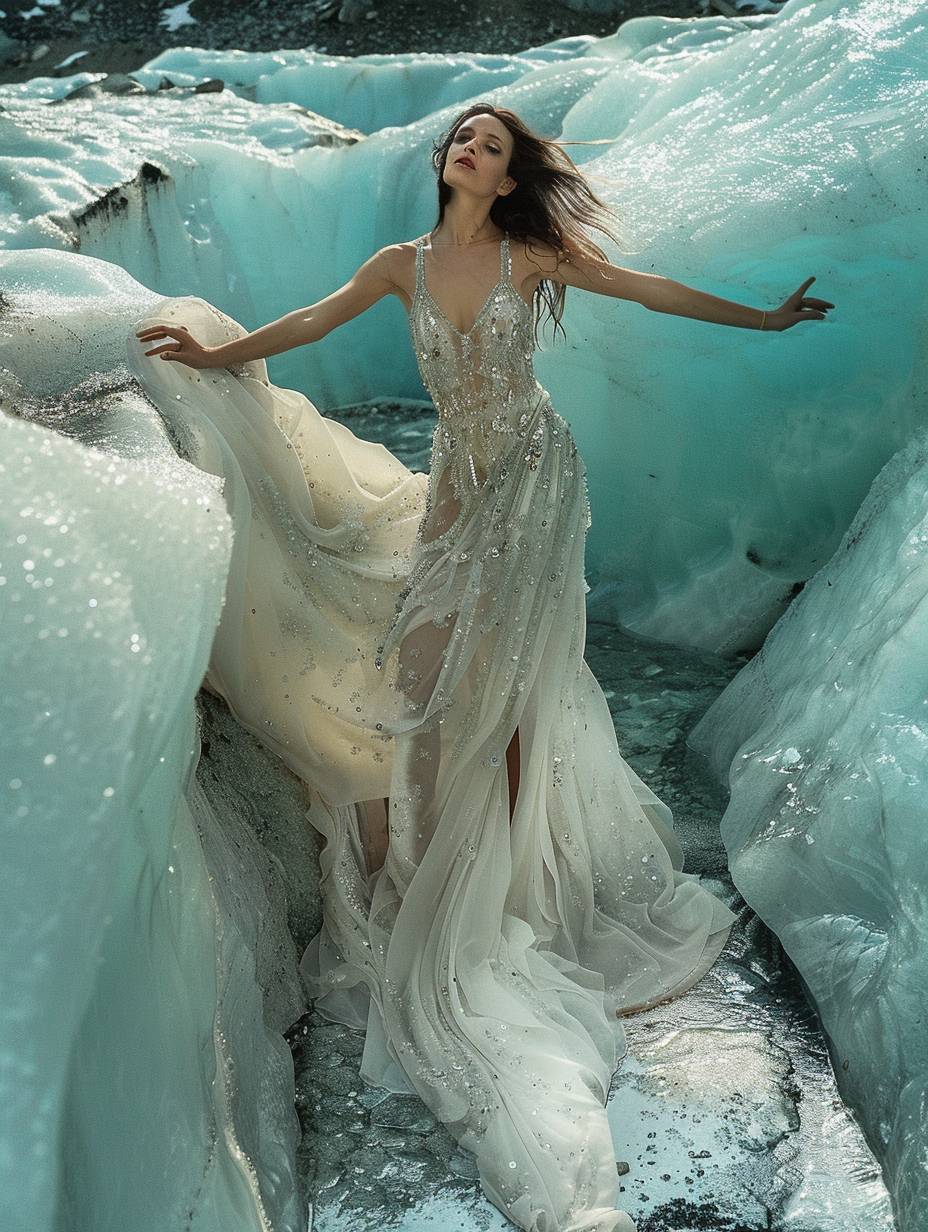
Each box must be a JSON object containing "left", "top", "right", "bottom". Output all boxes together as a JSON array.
[{"left": 429, "top": 228, "right": 503, "bottom": 248}]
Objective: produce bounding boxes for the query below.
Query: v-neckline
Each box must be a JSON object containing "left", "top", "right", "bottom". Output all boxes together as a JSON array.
[{"left": 418, "top": 234, "right": 508, "bottom": 339}]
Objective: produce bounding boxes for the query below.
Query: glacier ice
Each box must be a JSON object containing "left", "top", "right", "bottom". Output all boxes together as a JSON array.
[
  {"left": 1, "top": 0, "right": 925, "bottom": 1229},
  {"left": 0, "top": 249, "right": 898, "bottom": 1228},
  {"left": 688, "top": 422, "right": 928, "bottom": 1232},
  {"left": 0, "top": 258, "right": 314, "bottom": 1232},
  {"left": 0, "top": 0, "right": 923, "bottom": 653}
]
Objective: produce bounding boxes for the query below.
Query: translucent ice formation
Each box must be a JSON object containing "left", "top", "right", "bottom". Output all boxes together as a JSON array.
[
  {"left": 1, "top": 0, "right": 925, "bottom": 1228},
  {"left": 0, "top": 0, "right": 923, "bottom": 653},
  {"left": 0, "top": 256, "right": 311, "bottom": 1232},
  {"left": 0, "top": 244, "right": 899, "bottom": 1232},
  {"left": 688, "top": 425, "right": 928, "bottom": 1231}
]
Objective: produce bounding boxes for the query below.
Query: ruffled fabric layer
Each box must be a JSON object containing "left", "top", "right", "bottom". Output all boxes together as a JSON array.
[{"left": 128, "top": 299, "right": 736, "bottom": 1232}]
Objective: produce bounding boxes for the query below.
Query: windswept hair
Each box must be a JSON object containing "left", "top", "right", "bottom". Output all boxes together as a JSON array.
[{"left": 429, "top": 102, "right": 633, "bottom": 346}]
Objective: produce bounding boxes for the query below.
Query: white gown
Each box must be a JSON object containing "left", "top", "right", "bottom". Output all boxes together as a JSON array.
[{"left": 127, "top": 233, "right": 737, "bottom": 1232}]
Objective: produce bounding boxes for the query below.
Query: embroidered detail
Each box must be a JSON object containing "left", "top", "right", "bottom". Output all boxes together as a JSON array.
[{"left": 410, "top": 233, "right": 547, "bottom": 502}]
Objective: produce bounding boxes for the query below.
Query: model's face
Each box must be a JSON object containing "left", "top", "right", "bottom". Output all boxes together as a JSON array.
[{"left": 444, "top": 116, "right": 515, "bottom": 200}]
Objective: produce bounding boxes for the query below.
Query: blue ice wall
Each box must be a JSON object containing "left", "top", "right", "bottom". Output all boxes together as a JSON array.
[
  {"left": 1, "top": 0, "right": 924, "bottom": 654},
  {"left": 4, "top": 239, "right": 913, "bottom": 1232},
  {"left": 688, "top": 424, "right": 928, "bottom": 1229},
  {"left": 1, "top": 2, "right": 926, "bottom": 1230},
  {"left": 0, "top": 254, "right": 310, "bottom": 1232}
]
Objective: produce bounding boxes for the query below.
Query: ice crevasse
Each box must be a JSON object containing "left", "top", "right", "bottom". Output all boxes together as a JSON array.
[{"left": 1, "top": 1, "right": 926, "bottom": 1230}]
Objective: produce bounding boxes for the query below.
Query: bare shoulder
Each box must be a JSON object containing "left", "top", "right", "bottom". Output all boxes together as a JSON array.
[
  {"left": 512, "top": 235, "right": 567, "bottom": 269},
  {"left": 377, "top": 238, "right": 424, "bottom": 313},
  {"left": 509, "top": 234, "right": 573, "bottom": 301}
]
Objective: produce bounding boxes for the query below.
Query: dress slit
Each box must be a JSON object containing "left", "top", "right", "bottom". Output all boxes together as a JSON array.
[{"left": 506, "top": 724, "right": 521, "bottom": 824}]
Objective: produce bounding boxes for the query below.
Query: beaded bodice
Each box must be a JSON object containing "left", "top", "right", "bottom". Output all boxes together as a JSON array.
[{"left": 410, "top": 233, "right": 546, "bottom": 500}]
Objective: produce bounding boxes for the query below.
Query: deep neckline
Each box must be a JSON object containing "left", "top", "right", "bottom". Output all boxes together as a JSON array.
[{"left": 416, "top": 235, "right": 531, "bottom": 338}]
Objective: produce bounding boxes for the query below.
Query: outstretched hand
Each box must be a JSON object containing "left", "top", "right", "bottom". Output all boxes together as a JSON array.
[
  {"left": 769, "top": 277, "right": 835, "bottom": 331},
  {"left": 134, "top": 323, "right": 218, "bottom": 368}
]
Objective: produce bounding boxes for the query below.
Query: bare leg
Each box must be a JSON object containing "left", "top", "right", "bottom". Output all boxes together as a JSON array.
[
  {"left": 375, "top": 463, "right": 461, "bottom": 876},
  {"left": 358, "top": 797, "right": 389, "bottom": 879},
  {"left": 506, "top": 725, "right": 521, "bottom": 824}
]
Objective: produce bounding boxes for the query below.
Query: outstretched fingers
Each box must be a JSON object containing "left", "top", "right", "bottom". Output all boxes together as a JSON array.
[{"left": 134, "top": 324, "right": 189, "bottom": 358}]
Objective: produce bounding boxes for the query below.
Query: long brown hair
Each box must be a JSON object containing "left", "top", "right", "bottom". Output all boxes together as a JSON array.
[{"left": 428, "top": 102, "right": 632, "bottom": 345}]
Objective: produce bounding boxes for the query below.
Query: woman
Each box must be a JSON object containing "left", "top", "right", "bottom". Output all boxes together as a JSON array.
[{"left": 134, "top": 103, "right": 832, "bottom": 1232}]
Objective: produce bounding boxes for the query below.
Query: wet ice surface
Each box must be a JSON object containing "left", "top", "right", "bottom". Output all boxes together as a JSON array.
[{"left": 284, "top": 402, "right": 894, "bottom": 1232}]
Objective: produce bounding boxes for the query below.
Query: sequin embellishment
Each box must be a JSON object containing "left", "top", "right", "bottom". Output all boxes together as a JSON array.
[{"left": 410, "top": 233, "right": 552, "bottom": 502}]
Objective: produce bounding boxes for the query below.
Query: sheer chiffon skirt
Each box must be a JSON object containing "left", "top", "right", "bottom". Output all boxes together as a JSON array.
[
  {"left": 126, "top": 298, "right": 735, "bottom": 1232},
  {"left": 301, "top": 395, "right": 737, "bottom": 1232}
]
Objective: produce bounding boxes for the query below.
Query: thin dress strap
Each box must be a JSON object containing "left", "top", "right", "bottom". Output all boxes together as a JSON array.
[
  {"left": 415, "top": 236, "right": 425, "bottom": 296},
  {"left": 500, "top": 232, "right": 510, "bottom": 283}
]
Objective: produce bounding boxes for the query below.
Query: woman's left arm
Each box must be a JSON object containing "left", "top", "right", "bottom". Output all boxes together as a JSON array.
[{"left": 551, "top": 249, "right": 834, "bottom": 332}]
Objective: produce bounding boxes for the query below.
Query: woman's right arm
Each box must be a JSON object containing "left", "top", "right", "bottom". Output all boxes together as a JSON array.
[{"left": 135, "top": 246, "right": 402, "bottom": 368}]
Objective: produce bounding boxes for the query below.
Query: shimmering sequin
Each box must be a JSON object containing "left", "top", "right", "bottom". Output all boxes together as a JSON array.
[
  {"left": 295, "top": 231, "right": 736, "bottom": 1232},
  {"left": 410, "top": 233, "right": 573, "bottom": 508},
  {"left": 115, "top": 247, "right": 739, "bottom": 1232}
]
